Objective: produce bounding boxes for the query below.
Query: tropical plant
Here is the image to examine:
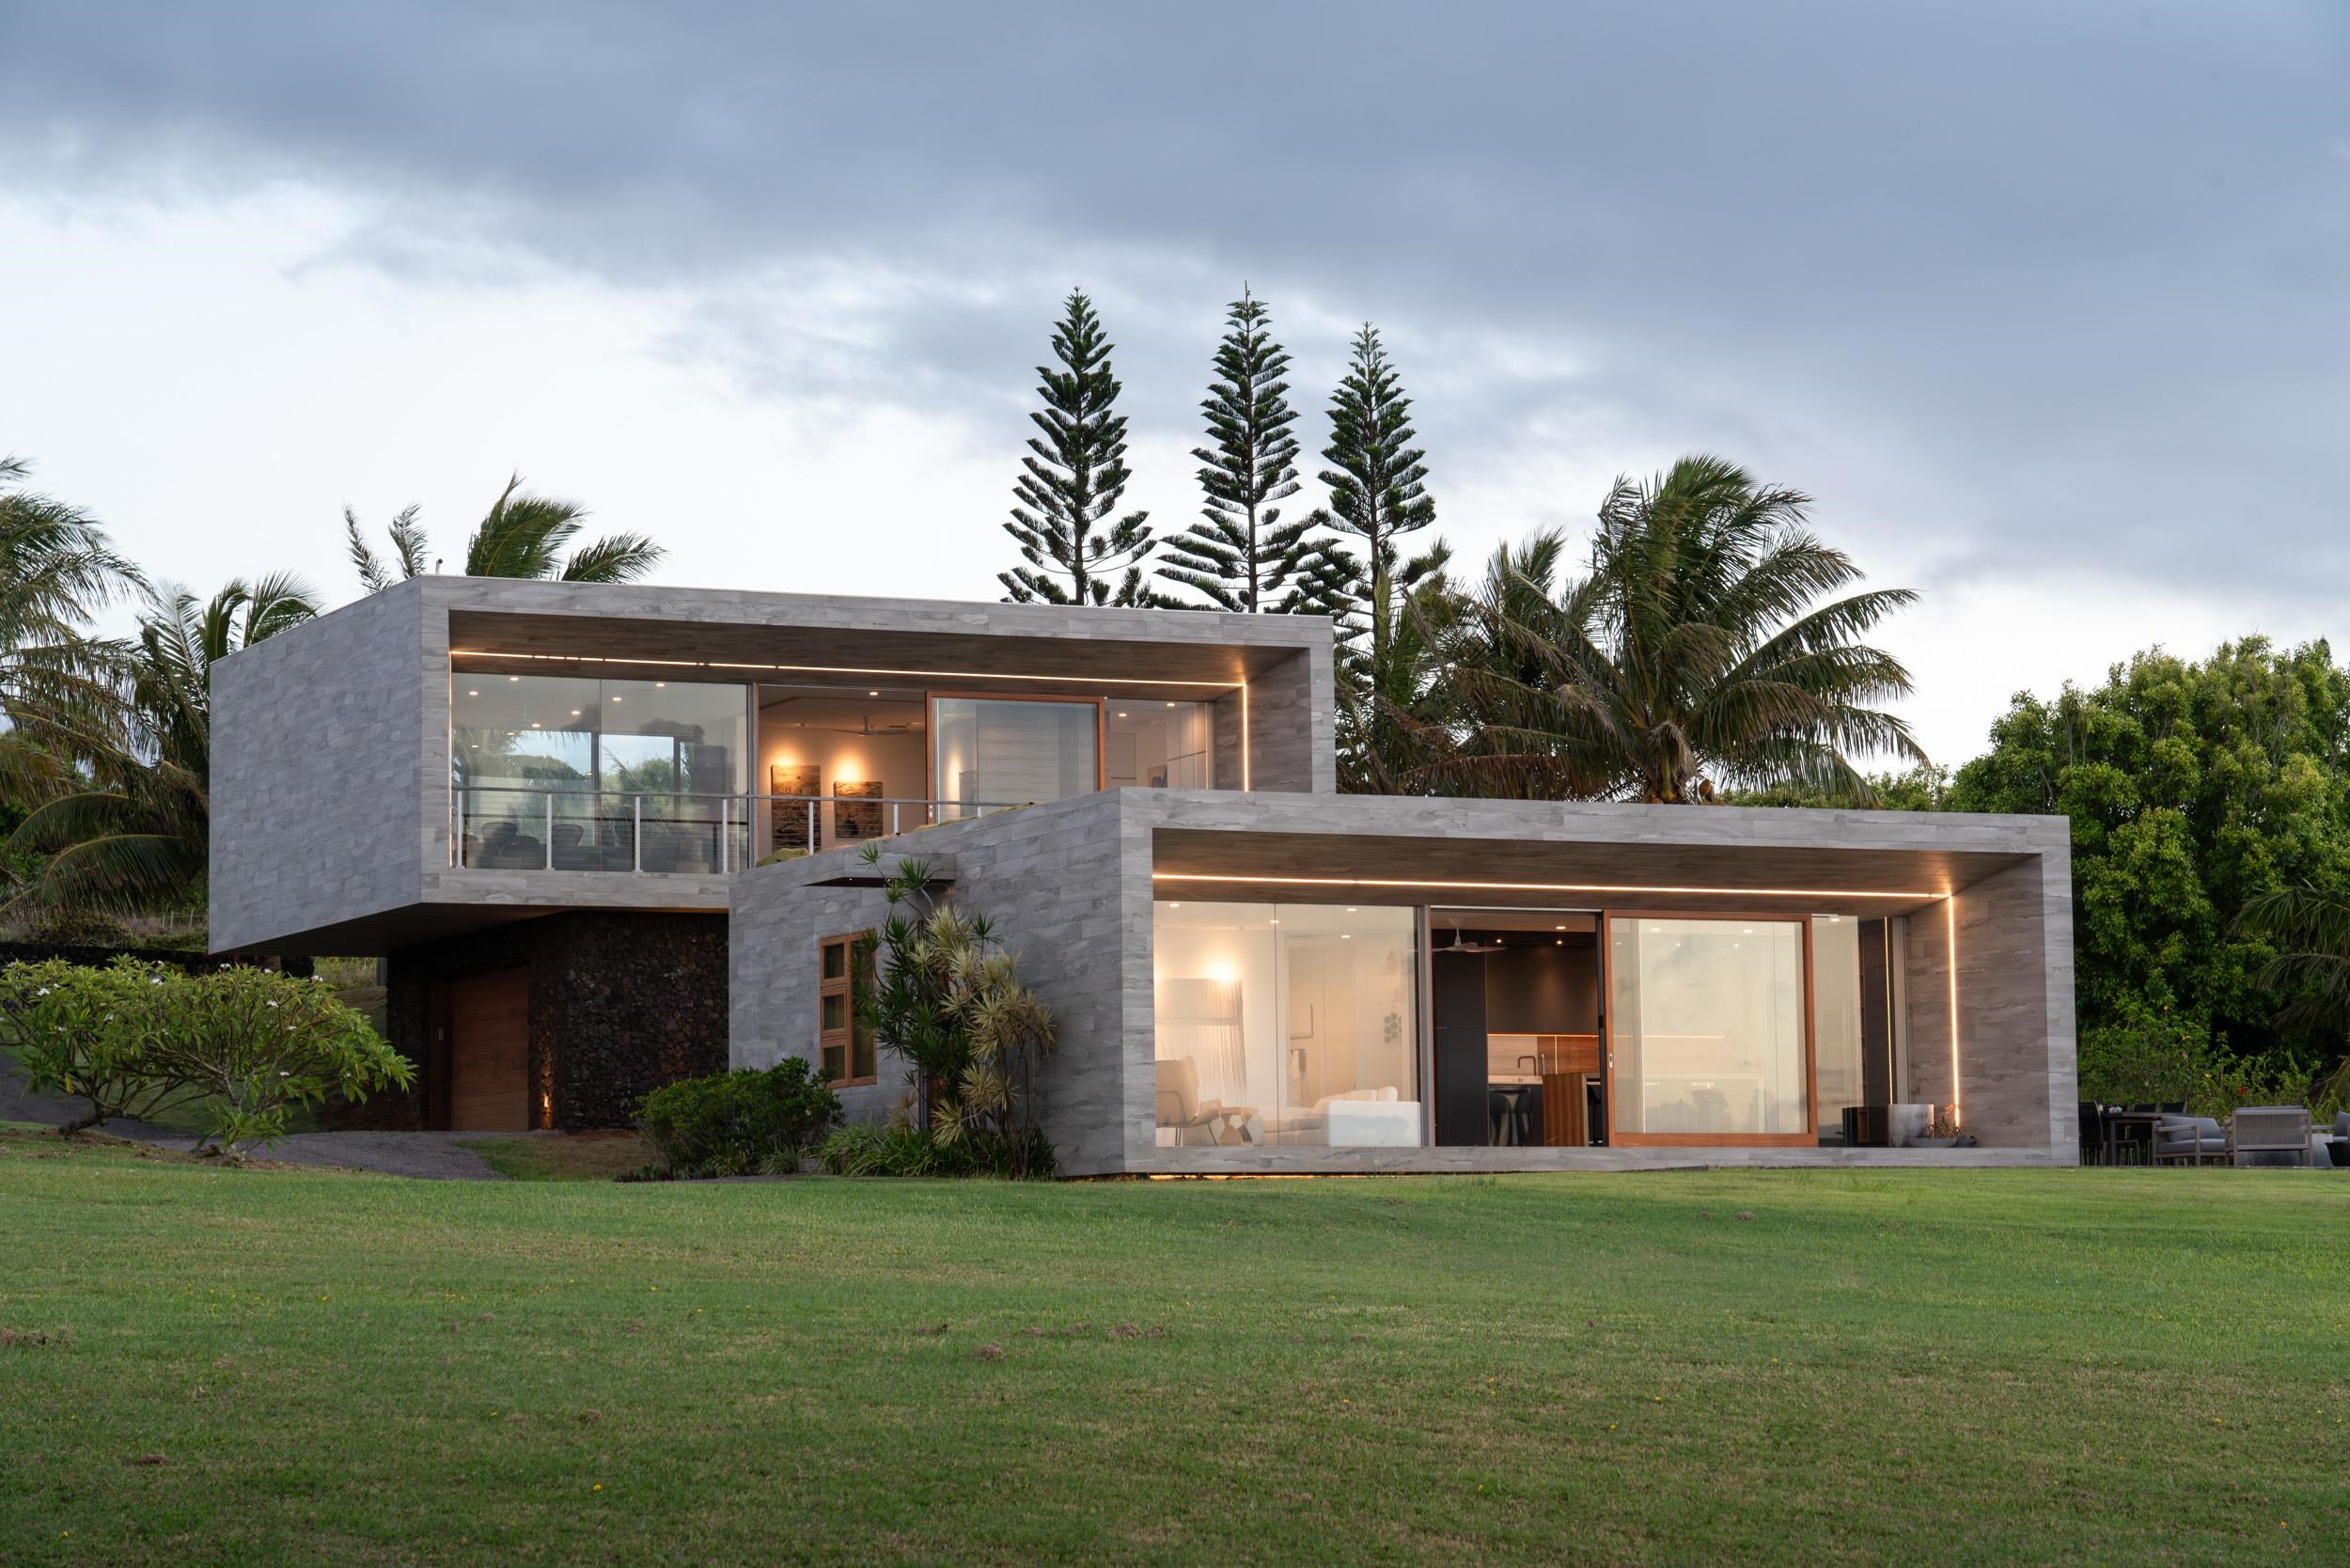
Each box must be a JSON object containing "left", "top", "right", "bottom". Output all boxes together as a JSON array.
[
  {"left": 0, "top": 957, "right": 197, "bottom": 1133},
  {"left": 345, "top": 473, "right": 665, "bottom": 590},
  {"left": 2234, "top": 886, "right": 2350, "bottom": 1110},
  {"left": 1948, "top": 636, "right": 2350, "bottom": 1086},
  {"left": 0, "top": 455, "right": 141, "bottom": 754},
  {"left": 854, "top": 845, "right": 1058, "bottom": 1177},
  {"left": 997, "top": 290, "right": 1158, "bottom": 607},
  {"left": 4, "top": 575, "right": 317, "bottom": 918},
  {"left": 1155, "top": 290, "right": 1322, "bottom": 613},
  {"left": 1332, "top": 553, "right": 1455, "bottom": 794},
  {"left": 1406, "top": 458, "right": 1924, "bottom": 805},
  {"left": 0, "top": 957, "right": 409, "bottom": 1152},
  {"left": 133, "top": 964, "right": 411, "bottom": 1153},
  {"left": 811, "top": 1120, "right": 1054, "bottom": 1179},
  {"left": 635, "top": 1058, "right": 842, "bottom": 1178}
]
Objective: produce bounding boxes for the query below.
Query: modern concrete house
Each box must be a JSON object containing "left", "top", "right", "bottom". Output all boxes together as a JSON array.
[{"left": 212, "top": 575, "right": 2077, "bottom": 1173}]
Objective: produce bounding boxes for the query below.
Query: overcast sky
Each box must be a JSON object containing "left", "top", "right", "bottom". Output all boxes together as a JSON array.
[{"left": 4, "top": 2, "right": 2344, "bottom": 766}]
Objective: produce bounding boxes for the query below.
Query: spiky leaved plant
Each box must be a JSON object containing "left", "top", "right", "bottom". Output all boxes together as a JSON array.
[{"left": 854, "top": 846, "right": 1058, "bottom": 1175}]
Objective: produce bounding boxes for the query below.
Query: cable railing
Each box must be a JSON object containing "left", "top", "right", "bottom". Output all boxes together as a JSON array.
[{"left": 449, "top": 786, "right": 1028, "bottom": 873}]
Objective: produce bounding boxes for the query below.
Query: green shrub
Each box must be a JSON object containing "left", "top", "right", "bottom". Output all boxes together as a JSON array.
[
  {"left": 0, "top": 958, "right": 410, "bottom": 1152},
  {"left": 812, "top": 1121, "right": 1055, "bottom": 1180},
  {"left": 636, "top": 1058, "right": 841, "bottom": 1179},
  {"left": 136, "top": 964, "right": 413, "bottom": 1152},
  {"left": 0, "top": 958, "right": 196, "bottom": 1131}
]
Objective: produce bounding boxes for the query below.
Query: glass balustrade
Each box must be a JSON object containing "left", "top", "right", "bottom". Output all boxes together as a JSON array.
[{"left": 449, "top": 787, "right": 1026, "bottom": 872}]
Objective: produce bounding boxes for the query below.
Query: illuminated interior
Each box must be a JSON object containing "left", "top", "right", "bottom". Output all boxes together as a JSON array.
[{"left": 1152, "top": 901, "right": 1421, "bottom": 1148}]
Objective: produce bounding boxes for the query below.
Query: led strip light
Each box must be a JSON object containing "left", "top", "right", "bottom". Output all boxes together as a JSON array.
[
  {"left": 449, "top": 649, "right": 1242, "bottom": 691},
  {"left": 1152, "top": 871, "right": 1950, "bottom": 901}
]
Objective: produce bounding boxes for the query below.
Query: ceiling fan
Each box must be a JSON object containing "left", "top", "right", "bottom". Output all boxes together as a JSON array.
[
  {"left": 786, "top": 716, "right": 922, "bottom": 737},
  {"left": 1437, "top": 928, "right": 1502, "bottom": 953}
]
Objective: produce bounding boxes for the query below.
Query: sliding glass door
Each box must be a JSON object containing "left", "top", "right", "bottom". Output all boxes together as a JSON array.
[{"left": 1606, "top": 914, "right": 1815, "bottom": 1146}]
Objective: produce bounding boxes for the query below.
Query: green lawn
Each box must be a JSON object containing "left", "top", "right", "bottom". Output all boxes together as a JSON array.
[
  {"left": 459, "top": 1132, "right": 654, "bottom": 1182},
  {"left": 2, "top": 1135, "right": 2344, "bottom": 1566}
]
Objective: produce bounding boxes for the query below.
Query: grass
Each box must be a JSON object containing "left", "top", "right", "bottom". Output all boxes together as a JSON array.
[
  {"left": 460, "top": 1132, "right": 654, "bottom": 1182},
  {"left": 1, "top": 1134, "right": 2344, "bottom": 1566}
]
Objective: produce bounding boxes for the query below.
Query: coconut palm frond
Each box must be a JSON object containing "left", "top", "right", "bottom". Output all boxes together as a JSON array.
[{"left": 1412, "top": 455, "right": 1924, "bottom": 804}]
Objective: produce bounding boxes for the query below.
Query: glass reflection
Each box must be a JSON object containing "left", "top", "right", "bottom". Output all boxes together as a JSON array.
[{"left": 1608, "top": 917, "right": 1809, "bottom": 1137}]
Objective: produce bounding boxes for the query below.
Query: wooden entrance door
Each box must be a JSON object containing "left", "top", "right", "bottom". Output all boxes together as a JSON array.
[{"left": 447, "top": 967, "right": 530, "bottom": 1132}]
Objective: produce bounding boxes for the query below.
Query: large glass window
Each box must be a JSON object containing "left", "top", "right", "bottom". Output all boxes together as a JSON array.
[
  {"left": 1152, "top": 902, "right": 1421, "bottom": 1149},
  {"left": 1608, "top": 916, "right": 1810, "bottom": 1141},
  {"left": 1106, "top": 701, "right": 1213, "bottom": 789},
  {"left": 453, "top": 674, "right": 748, "bottom": 870},
  {"left": 931, "top": 697, "right": 1100, "bottom": 817}
]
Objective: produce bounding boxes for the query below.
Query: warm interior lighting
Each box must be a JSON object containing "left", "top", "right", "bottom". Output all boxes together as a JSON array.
[
  {"left": 1153, "top": 872, "right": 1950, "bottom": 901},
  {"left": 465, "top": 689, "right": 478, "bottom": 697},
  {"left": 450, "top": 649, "right": 1239, "bottom": 691},
  {"left": 1239, "top": 682, "right": 1251, "bottom": 792},
  {"left": 1946, "top": 897, "right": 1963, "bottom": 1128}
]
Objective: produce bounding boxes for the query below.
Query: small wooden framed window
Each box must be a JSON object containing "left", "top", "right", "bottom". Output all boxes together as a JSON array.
[{"left": 818, "top": 931, "right": 876, "bottom": 1087}]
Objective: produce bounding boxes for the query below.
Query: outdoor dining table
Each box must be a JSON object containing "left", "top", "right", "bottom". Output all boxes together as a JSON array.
[{"left": 2103, "top": 1109, "right": 2166, "bottom": 1166}]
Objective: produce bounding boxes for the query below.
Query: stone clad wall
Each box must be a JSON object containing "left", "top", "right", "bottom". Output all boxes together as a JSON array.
[
  {"left": 209, "top": 580, "right": 435, "bottom": 952},
  {"left": 730, "top": 792, "right": 1136, "bottom": 1174}
]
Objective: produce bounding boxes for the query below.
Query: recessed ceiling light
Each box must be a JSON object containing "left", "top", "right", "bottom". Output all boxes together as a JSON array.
[
  {"left": 1165, "top": 701, "right": 1176, "bottom": 708},
  {"left": 508, "top": 676, "right": 520, "bottom": 682},
  {"left": 869, "top": 690, "right": 880, "bottom": 698},
  {"left": 1341, "top": 933, "right": 1352, "bottom": 940},
  {"left": 1345, "top": 906, "right": 1357, "bottom": 913},
  {"left": 466, "top": 689, "right": 478, "bottom": 697},
  {"left": 1117, "top": 712, "right": 1129, "bottom": 718},
  {"left": 571, "top": 709, "right": 583, "bottom": 716},
  {"left": 611, "top": 696, "right": 622, "bottom": 702},
  {"left": 530, "top": 722, "right": 540, "bottom": 729},
  {"left": 1554, "top": 924, "right": 1565, "bottom": 931}
]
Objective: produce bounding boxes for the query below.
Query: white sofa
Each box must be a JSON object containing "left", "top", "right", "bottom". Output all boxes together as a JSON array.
[{"left": 1327, "top": 1097, "right": 1421, "bottom": 1147}]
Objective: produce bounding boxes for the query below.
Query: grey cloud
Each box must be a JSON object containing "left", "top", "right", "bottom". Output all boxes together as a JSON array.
[{"left": 5, "top": 0, "right": 2347, "bottom": 604}]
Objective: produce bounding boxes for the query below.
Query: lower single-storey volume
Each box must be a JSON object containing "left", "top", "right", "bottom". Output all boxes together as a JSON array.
[{"left": 729, "top": 789, "right": 2077, "bottom": 1177}]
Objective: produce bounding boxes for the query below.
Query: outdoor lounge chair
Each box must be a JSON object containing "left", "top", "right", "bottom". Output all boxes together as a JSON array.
[
  {"left": 2153, "top": 1115, "right": 2226, "bottom": 1166},
  {"left": 2228, "top": 1105, "right": 2313, "bottom": 1168}
]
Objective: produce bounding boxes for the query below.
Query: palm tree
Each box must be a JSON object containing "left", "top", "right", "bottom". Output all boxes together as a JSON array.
[
  {"left": 345, "top": 473, "right": 664, "bottom": 591},
  {"left": 0, "top": 455, "right": 142, "bottom": 745},
  {"left": 1408, "top": 455, "right": 1925, "bottom": 803},
  {"left": 5, "top": 575, "right": 318, "bottom": 917}
]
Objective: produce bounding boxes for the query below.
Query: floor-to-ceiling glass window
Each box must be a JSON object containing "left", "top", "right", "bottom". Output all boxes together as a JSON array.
[
  {"left": 1810, "top": 915, "right": 1908, "bottom": 1143},
  {"left": 1607, "top": 915, "right": 1812, "bottom": 1142},
  {"left": 931, "top": 697, "right": 1101, "bottom": 819},
  {"left": 1152, "top": 901, "right": 1421, "bottom": 1148},
  {"left": 453, "top": 674, "right": 747, "bottom": 870},
  {"left": 1106, "top": 701, "right": 1213, "bottom": 789},
  {"left": 1811, "top": 915, "right": 1865, "bottom": 1142}
]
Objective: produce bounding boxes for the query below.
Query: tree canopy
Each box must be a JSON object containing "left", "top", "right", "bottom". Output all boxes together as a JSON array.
[{"left": 1947, "top": 637, "right": 2350, "bottom": 1063}]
